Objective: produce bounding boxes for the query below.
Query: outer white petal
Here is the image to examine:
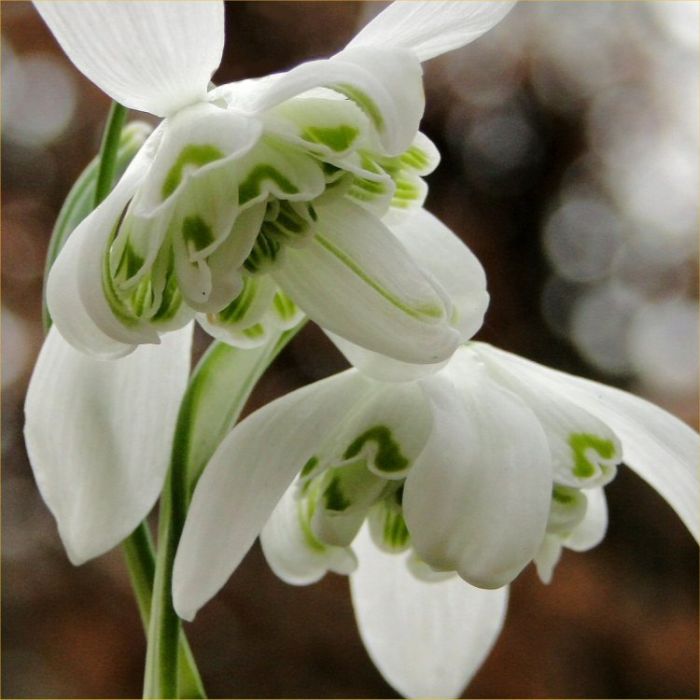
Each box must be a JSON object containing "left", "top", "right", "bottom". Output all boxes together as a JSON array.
[
  {"left": 350, "top": 527, "right": 508, "bottom": 699},
  {"left": 24, "top": 324, "right": 193, "bottom": 564},
  {"left": 260, "top": 480, "right": 357, "bottom": 586},
  {"left": 272, "top": 200, "right": 459, "bottom": 365},
  {"left": 347, "top": 1, "right": 516, "bottom": 62},
  {"left": 34, "top": 1, "right": 224, "bottom": 116},
  {"left": 404, "top": 352, "right": 552, "bottom": 588},
  {"left": 477, "top": 344, "right": 700, "bottom": 542},
  {"left": 391, "top": 208, "right": 489, "bottom": 341},
  {"left": 47, "top": 139, "right": 161, "bottom": 358},
  {"left": 216, "top": 48, "right": 424, "bottom": 156},
  {"left": 173, "top": 370, "right": 373, "bottom": 621},
  {"left": 327, "top": 207, "right": 489, "bottom": 382},
  {"left": 481, "top": 350, "right": 621, "bottom": 489}
]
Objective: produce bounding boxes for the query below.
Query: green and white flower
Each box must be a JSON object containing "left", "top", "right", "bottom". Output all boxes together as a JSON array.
[
  {"left": 25, "top": 0, "right": 512, "bottom": 564},
  {"left": 172, "top": 343, "right": 699, "bottom": 697},
  {"left": 38, "top": 0, "right": 513, "bottom": 363}
]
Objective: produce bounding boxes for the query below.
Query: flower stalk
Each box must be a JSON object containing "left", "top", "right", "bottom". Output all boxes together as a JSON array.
[{"left": 143, "top": 323, "right": 306, "bottom": 698}]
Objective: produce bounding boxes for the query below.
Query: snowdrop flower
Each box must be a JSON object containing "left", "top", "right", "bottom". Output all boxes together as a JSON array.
[
  {"left": 37, "top": 0, "right": 514, "bottom": 362},
  {"left": 173, "top": 343, "right": 698, "bottom": 697},
  {"left": 25, "top": 1, "right": 511, "bottom": 564}
]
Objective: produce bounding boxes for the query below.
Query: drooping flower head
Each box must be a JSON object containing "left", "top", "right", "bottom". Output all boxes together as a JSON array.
[
  {"left": 26, "top": 0, "right": 514, "bottom": 565},
  {"left": 172, "top": 339, "right": 699, "bottom": 697},
  {"left": 37, "top": 0, "right": 514, "bottom": 362}
]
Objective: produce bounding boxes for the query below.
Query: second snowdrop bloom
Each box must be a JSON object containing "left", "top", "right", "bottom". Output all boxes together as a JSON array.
[
  {"left": 37, "top": 0, "right": 514, "bottom": 362},
  {"left": 173, "top": 342, "right": 698, "bottom": 696}
]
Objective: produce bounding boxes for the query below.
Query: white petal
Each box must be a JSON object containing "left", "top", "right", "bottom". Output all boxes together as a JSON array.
[
  {"left": 135, "top": 103, "right": 263, "bottom": 214},
  {"left": 533, "top": 535, "right": 562, "bottom": 585},
  {"left": 173, "top": 370, "right": 373, "bottom": 621},
  {"left": 217, "top": 48, "right": 424, "bottom": 156},
  {"left": 347, "top": 1, "right": 516, "bottom": 62},
  {"left": 329, "top": 380, "right": 434, "bottom": 480},
  {"left": 273, "top": 200, "right": 459, "bottom": 365},
  {"left": 404, "top": 351, "right": 552, "bottom": 588},
  {"left": 566, "top": 487, "right": 608, "bottom": 552},
  {"left": 260, "top": 479, "right": 357, "bottom": 586},
  {"left": 198, "top": 271, "right": 278, "bottom": 349},
  {"left": 479, "top": 348, "right": 621, "bottom": 489},
  {"left": 35, "top": 1, "right": 224, "bottom": 116},
  {"left": 390, "top": 208, "right": 489, "bottom": 341},
  {"left": 327, "top": 207, "right": 489, "bottom": 382},
  {"left": 534, "top": 487, "right": 608, "bottom": 584},
  {"left": 47, "top": 140, "right": 160, "bottom": 358},
  {"left": 350, "top": 527, "right": 508, "bottom": 699},
  {"left": 24, "top": 324, "right": 193, "bottom": 564},
  {"left": 477, "top": 344, "right": 700, "bottom": 542}
]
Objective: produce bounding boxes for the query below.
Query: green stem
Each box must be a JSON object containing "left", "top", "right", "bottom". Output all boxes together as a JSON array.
[
  {"left": 123, "top": 524, "right": 205, "bottom": 698},
  {"left": 94, "top": 102, "right": 128, "bottom": 208},
  {"left": 122, "top": 522, "right": 156, "bottom": 628},
  {"left": 143, "top": 323, "right": 306, "bottom": 699}
]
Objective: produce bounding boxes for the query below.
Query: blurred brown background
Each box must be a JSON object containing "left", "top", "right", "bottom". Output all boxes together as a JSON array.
[{"left": 2, "top": 2, "right": 698, "bottom": 698}]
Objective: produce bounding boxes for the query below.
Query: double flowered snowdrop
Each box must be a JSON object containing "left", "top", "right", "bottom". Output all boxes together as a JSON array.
[
  {"left": 172, "top": 337, "right": 699, "bottom": 698},
  {"left": 37, "top": 0, "right": 513, "bottom": 362},
  {"left": 25, "top": 0, "right": 512, "bottom": 564}
]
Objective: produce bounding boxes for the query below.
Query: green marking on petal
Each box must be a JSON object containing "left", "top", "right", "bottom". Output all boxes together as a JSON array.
[
  {"left": 243, "top": 323, "right": 265, "bottom": 339},
  {"left": 152, "top": 271, "right": 182, "bottom": 323},
  {"left": 314, "top": 234, "right": 445, "bottom": 321},
  {"left": 102, "top": 227, "right": 140, "bottom": 327},
  {"left": 322, "top": 162, "right": 343, "bottom": 182},
  {"left": 273, "top": 291, "right": 297, "bottom": 321},
  {"left": 394, "top": 179, "right": 420, "bottom": 199},
  {"left": 301, "top": 456, "right": 319, "bottom": 478},
  {"left": 182, "top": 216, "right": 215, "bottom": 253},
  {"left": 359, "top": 152, "right": 384, "bottom": 175},
  {"left": 383, "top": 508, "right": 410, "bottom": 550},
  {"left": 301, "top": 125, "right": 359, "bottom": 152},
  {"left": 239, "top": 164, "right": 300, "bottom": 206},
  {"left": 333, "top": 84, "right": 384, "bottom": 131},
  {"left": 401, "top": 146, "right": 430, "bottom": 171},
  {"left": 297, "top": 496, "right": 326, "bottom": 553},
  {"left": 355, "top": 178, "right": 388, "bottom": 195},
  {"left": 569, "top": 433, "right": 616, "bottom": 479},
  {"left": 244, "top": 230, "right": 282, "bottom": 273},
  {"left": 162, "top": 144, "right": 225, "bottom": 199},
  {"left": 115, "top": 240, "right": 145, "bottom": 281},
  {"left": 344, "top": 425, "right": 409, "bottom": 474},
  {"left": 275, "top": 208, "right": 305, "bottom": 235},
  {"left": 323, "top": 475, "right": 351, "bottom": 512},
  {"left": 547, "top": 484, "right": 587, "bottom": 535},
  {"left": 216, "top": 275, "right": 258, "bottom": 325},
  {"left": 552, "top": 485, "right": 576, "bottom": 505}
]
